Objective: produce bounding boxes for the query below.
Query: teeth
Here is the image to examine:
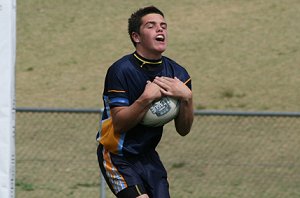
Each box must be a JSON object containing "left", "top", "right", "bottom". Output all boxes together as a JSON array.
[
  {"left": 156, "top": 35, "right": 164, "bottom": 39},
  {"left": 156, "top": 35, "right": 165, "bottom": 41}
]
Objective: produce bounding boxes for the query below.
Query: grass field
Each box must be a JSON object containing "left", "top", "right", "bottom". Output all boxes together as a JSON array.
[
  {"left": 16, "top": 0, "right": 300, "bottom": 198},
  {"left": 17, "top": 0, "right": 300, "bottom": 111},
  {"left": 16, "top": 112, "right": 300, "bottom": 198}
]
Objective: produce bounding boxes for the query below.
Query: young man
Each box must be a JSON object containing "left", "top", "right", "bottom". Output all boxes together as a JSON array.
[{"left": 96, "top": 6, "right": 194, "bottom": 198}]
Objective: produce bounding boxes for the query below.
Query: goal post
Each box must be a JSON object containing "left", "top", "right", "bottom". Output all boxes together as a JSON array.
[{"left": 0, "top": 0, "right": 16, "bottom": 197}]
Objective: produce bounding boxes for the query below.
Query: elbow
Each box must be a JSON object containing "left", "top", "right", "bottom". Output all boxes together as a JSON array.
[
  {"left": 175, "top": 115, "right": 194, "bottom": 136},
  {"left": 176, "top": 126, "right": 191, "bottom": 136},
  {"left": 178, "top": 130, "right": 190, "bottom": 137},
  {"left": 175, "top": 121, "right": 193, "bottom": 136},
  {"left": 112, "top": 119, "right": 128, "bottom": 133},
  {"left": 113, "top": 123, "right": 130, "bottom": 133},
  {"left": 113, "top": 125, "right": 123, "bottom": 133}
]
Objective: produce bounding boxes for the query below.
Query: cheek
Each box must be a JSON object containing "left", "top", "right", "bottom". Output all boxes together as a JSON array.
[{"left": 142, "top": 36, "right": 154, "bottom": 45}]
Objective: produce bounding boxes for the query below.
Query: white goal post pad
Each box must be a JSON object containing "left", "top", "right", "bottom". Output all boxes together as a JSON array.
[{"left": 0, "top": 0, "right": 16, "bottom": 197}]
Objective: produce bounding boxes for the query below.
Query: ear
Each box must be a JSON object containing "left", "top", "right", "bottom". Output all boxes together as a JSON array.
[{"left": 131, "top": 32, "right": 140, "bottom": 43}]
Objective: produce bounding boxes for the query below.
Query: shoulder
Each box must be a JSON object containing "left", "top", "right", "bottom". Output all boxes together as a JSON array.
[
  {"left": 162, "top": 56, "right": 190, "bottom": 76},
  {"left": 162, "top": 56, "right": 189, "bottom": 72},
  {"left": 162, "top": 56, "right": 192, "bottom": 88},
  {"left": 105, "top": 54, "right": 135, "bottom": 78},
  {"left": 109, "top": 54, "right": 132, "bottom": 71}
]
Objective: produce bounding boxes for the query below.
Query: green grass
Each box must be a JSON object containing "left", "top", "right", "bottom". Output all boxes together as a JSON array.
[
  {"left": 16, "top": 0, "right": 300, "bottom": 111},
  {"left": 16, "top": 112, "right": 300, "bottom": 198},
  {"left": 16, "top": 180, "right": 35, "bottom": 191},
  {"left": 16, "top": 0, "right": 300, "bottom": 198}
]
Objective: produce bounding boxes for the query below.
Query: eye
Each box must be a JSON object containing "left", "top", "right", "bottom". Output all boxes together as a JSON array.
[
  {"left": 146, "top": 23, "right": 154, "bottom": 29},
  {"left": 161, "top": 23, "right": 167, "bottom": 30}
]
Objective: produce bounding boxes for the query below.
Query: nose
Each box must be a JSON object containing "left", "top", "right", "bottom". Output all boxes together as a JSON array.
[{"left": 157, "top": 26, "right": 163, "bottom": 32}]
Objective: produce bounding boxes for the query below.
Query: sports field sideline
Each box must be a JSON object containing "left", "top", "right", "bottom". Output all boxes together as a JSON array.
[{"left": 16, "top": 0, "right": 300, "bottom": 197}]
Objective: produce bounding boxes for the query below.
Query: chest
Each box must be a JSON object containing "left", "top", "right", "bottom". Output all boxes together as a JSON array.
[{"left": 125, "top": 64, "right": 175, "bottom": 104}]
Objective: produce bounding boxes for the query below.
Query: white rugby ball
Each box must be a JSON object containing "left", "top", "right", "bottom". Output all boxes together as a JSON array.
[{"left": 140, "top": 97, "right": 180, "bottom": 127}]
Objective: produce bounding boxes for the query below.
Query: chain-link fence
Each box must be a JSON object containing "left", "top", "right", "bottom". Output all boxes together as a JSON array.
[{"left": 16, "top": 108, "right": 300, "bottom": 198}]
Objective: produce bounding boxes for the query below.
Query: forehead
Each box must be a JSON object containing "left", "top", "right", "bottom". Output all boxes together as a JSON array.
[{"left": 141, "top": 13, "right": 166, "bottom": 24}]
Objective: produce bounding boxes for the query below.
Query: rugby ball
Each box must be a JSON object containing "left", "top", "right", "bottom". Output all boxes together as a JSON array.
[{"left": 140, "top": 97, "right": 180, "bottom": 127}]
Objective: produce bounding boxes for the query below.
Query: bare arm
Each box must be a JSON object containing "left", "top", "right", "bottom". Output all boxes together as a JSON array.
[
  {"left": 153, "top": 76, "right": 194, "bottom": 136},
  {"left": 174, "top": 94, "right": 194, "bottom": 136},
  {"left": 111, "top": 81, "right": 162, "bottom": 133}
]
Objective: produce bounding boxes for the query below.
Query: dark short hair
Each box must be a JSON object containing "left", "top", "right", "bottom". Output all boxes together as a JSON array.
[{"left": 128, "top": 6, "right": 164, "bottom": 46}]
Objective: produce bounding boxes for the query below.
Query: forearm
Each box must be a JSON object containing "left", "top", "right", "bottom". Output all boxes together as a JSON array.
[
  {"left": 111, "top": 94, "right": 153, "bottom": 133},
  {"left": 175, "top": 97, "right": 194, "bottom": 136}
]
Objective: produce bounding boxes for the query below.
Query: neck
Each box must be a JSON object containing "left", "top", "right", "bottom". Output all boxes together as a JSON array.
[
  {"left": 133, "top": 52, "right": 162, "bottom": 68},
  {"left": 135, "top": 49, "right": 163, "bottom": 60}
]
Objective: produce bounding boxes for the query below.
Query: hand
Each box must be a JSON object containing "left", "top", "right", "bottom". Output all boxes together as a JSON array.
[
  {"left": 142, "top": 80, "right": 163, "bottom": 101},
  {"left": 153, "top": 77, "right": 192, "bottom": 101}
]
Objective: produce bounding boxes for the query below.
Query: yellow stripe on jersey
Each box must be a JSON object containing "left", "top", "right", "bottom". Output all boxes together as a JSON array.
[
  {"left": 133, "top": 53, "right": 162, "bottom": 67},
  {"left": 108, "top": 89, "right": 126, "bottom": 93},
  {"left": 184, "top": 78, "right": 191, "bottom": 85}
]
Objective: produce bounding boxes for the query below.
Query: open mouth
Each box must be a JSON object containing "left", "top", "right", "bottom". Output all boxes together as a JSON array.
[{"left": 155, "top": 35, "right": 165, "bottom": 42}]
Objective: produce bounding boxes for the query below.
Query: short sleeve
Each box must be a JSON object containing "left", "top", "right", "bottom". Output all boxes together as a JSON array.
[{"left": 103, "top": 64, "right": 129, "bottom": 107}]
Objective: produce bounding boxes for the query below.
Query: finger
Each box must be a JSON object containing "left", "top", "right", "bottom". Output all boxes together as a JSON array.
[
  {"left": 156, "top": 76, "right": 174, "bottom": 83},
  {"left": 154, "top": 77, "right": 173, "bottom": 87},
  {"left": 153, "top": 80, "right": 171, "bottom": 91},
  {"left": 174, "top": 77, "right": 181, "bottom": 82},
  {"left": 160, "top": 88, "right": 170, "bottom": 96}
]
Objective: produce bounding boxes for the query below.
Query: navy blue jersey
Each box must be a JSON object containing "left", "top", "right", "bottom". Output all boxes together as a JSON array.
[{"left": 96, "top": 53, "right": 191, "bottom": 156}]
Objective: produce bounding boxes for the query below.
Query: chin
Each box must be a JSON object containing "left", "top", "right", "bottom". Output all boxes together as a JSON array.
[{"left": 156, "top": 46, "right": 167, "bottom": 54}]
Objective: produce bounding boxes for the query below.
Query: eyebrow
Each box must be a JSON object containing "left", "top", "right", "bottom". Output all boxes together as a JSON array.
[{"left": 144, "top": 21, "right": 167, "bottom": 26}]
